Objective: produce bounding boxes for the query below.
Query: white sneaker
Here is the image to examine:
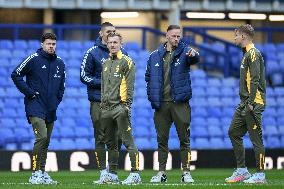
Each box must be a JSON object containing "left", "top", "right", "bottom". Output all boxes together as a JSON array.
[
  {"left": 150, "top": 171, "right": 167, "bottom": 183},
  {"left": 42, "top": 171, "right": 58, "bottom": 185},
  {"left": 181, "top": 171, "right": 194, "bottom": 183},
  {"left": 243, "top": 173, "right": 267, "bottom": 184},
  {"left": 225, "top": 168, "right": 251, "bottom": 183},
  {"left": 93, "top": 169, "right": 108, "bottom": 184},
  {"left": 122, "top": 172, "right": 141, "bottom": 185},
  {"left": 29, "top": 170, "right": 44, "bottom": 184}
]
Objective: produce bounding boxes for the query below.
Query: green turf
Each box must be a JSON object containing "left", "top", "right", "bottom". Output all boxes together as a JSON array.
[{"left": 0, "top": 169, "right": 283, "bottom": 189}]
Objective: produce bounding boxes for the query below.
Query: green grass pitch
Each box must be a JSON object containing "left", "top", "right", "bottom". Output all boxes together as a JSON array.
[{"left": 0, "top": 169, "right": 283, "bottom": 188}]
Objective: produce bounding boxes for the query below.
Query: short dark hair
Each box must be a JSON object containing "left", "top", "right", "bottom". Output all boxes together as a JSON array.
[
  {"left": 101, "top": 22, "right": 114, "bottom": 30},
  {"left": 236, "top": 24, "right": 255, "bottom": 39},
  {"left": 167, "top": 25, "right": 181, "bottom": 32},
  {"left": 107, "top": 32, "right": 122, "bottom": 42},
  {"left": 41, "top": 33, "right": 57, "bottom": 43}
]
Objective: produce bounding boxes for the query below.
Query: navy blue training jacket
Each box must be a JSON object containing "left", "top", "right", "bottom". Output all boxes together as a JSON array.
[
  {"left": 80, "top": 37, "right": 127, "bottom": 102},
  {"left": 11, "top": 48, "right": 66, "bottom": 123},
  {"left": 145, "top": 42, "right": 200, "bottom": 109}
]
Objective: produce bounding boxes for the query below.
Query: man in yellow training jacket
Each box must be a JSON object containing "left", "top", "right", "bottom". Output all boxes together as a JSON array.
[
  {"left": 225, "top": 24, "right": 266, "bottom": 184},
  {"left": 100, "top": 33, "right": 141, "bottom": 185}
]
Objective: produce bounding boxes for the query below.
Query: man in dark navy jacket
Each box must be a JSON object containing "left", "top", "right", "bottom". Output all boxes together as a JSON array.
[
  {"left": 145, "top": 25, "right": 199, "bottom": 183},
  {"left": 11, "top": 33, "right": 65, "bottom": 185},
  {"left": 80, "top": 22, "right": 128, "bottom": 184}
]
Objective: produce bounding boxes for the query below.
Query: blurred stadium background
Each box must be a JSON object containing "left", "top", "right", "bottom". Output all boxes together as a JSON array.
[{"left": 0, "top": 0, "right": 284, "bottom": 172}]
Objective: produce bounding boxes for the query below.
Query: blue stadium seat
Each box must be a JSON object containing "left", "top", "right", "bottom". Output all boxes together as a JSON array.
[
  {"left": 0, "top": 67, "right": 8, "bottom": 77},
  {"left": 192, "top": 127, "right": 208, "bottom": 137},
  {"left": 149, "top": 138, "right": 157, "bottom": 149},
  {"left": 168, "top": 125, "right": 178, "bottom": 137},
  {"left": 221, "top": 97, "right": 235, "bottom": 107},
  {"left": 277, "top": 117, "right": 284, "bottom": 126},
  {"left": 83, "top": 41, "right": 94, "bottom": 50},
  {"left": 134, "top": 126, "right": 149, "bottom": 137},
  {"left": 2, "top": 108, "right": 18, "bottom": 118},
  {"left": 266, "top": 97, "right": 277, "bottom": 107},
  {"left": 223, "top": 137, "right": 232, "bottom": 149},
  {"left": 14, "top": 40, "right": 28, "bottom": 49},
  {"left": 263, "top": 107, "right": 277, "bottom": 118},
  {"left": 0, "top": 49, "right": 12, "bottom": 58},
  {"left": 209, "top": 137, "right": 224, "bottom": 149},
  {"left": 221, "top": 87, "right": 234, "bottom": 97},
  {"left": 277, "top": 108, "right": 284, "bottom": 119},
  {"left": 207, "top": 107, "right": 222, "bottom": 117},
  {"left": 135, "top": 138, "right": 151, "bottom": 150},
  {"left": 5, "top": 88, "right": 22, "bottom": 98},
  {"left": 271, "top": 73, "right": 283, "bottom": 86},
  {"left": 266, "top": 87, "right": 274, "bottom": 97},
  {"left": 191, "top": 79, "right": 207, "bottom": 87},
  {"left": 207, "top": 97, "right": 221, "bottom": 106},
  {"left": 207, "top": 117, "right": 221, "bottom": 126},
  {"left": 168, "top": 138, "right": 180, "bottom": 149},
  {"left": 69, "top": 41, "right": 83, "bottom": 49},
  {"left": 60, "top": 138, "right": 76, "bottom": 150},
  {"left": 76, "top": 117, "right": 93, "bottom": 128},
  {"left": 192, "top": 107, "right": 207, "bottom": 117},
  {"left": 20, "top": 141, "right": 33, "bottom": 150},
  {"left": 0, "top": 40, "right": 13, "bottom": 49},
  {"left": 192, "top": 87, "right": 206, "bottom": 97},
  {"left": 69, "top": 50, "right": 82, "bottom": 59},
  {"left": 57, "top": 40, "right": 69, "bottom": 49},
  {"left": 244, "top": 137, "right": 253, "bottom": 148},
  {"left": 264, "top": 125, "right": 278, "bottom": 137},
  {"left": 191, "top": 69, "right": 206, "bottom": 79},
  {"left": 57, "top": 49, "right": 69, "bottom": 59},
  {"left": 263, "top": 117, "right": 276, "bottom": 127},
  {"left": 124, "top": 42, "right": 141, "bottom": 51},
  {"left": 49, "top": 139, "right": 61, "bottom": 150},
  {"left": 281, "top": 136, "right": 284, "bottom": 148},
  {"left": 27, "top": 40, "right": 39, "bottom": 49},
  {"left": 14, "top": 128, "right": 31, "bottom": 142},
  {"left": 194, "top": 137, "right": 209, "bottom": 149},
  {"left": 206, "top": 87, "right": 220, "bottom": 96},
  {"left": 60, "top": 118, "right": 76, "bottom": 128},
  {"left": 191, "top": 117, "right": 207, "bottom": 128},
  {"left": 208, "top": 126, "right": 223, "bottom": 137},
  {"left": 274, "top": 87, "right": 284, "bottom": 97},
  {"left": 208, "top": 78, "right": 222, "bottom": 87},
  {"left": 75, "top": 127, "right": 92, "bottom": 138},
  {"left": 0, "top": 128, "right": 14, "bottom": 143},
  {"left": 266, "top": 60, "right": 278, "bottom": 75},
  {"left": 266, "top": 137, "right": 281, "bottom": 148},
  {"left": 5, "top": 143, "right": 17, "bottom": 150},
  {"left": 75, "top": 138, "right": 93, "bottom": 150}
]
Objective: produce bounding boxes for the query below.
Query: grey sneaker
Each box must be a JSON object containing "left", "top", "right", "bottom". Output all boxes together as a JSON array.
[
  {"left": 225, "top": 168, "right": 251, "bottom": 183},
  {"left": 29, "top": 170, "right": 44, "bottom": 184},
  {"left": 243, "top": 173, "right": 267, "bottom": 184},
  {"left": 122, "top": 172, "right": 141, "bottom": 185},
  {"left": 181, "top": 171, "right": 194, "bottom": 183},
  {"left": 150, "top": 171, "right": 167, "bottom": 183}
]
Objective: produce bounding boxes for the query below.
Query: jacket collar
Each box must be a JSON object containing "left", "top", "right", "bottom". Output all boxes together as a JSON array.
[
  {"left": 109, "top": 50, "right": 123, "bottom": 60},
  {"left": 37, "top": 48, "right": 57, "bottom": 60},
  {"left": 95, "top": 37, "right": 108, "bottom": 51},
  {"left": 158, "top": 41, "right": 186, "bottom": 58},
  {"left": 242, "top": 43, "right": 254, "bottom": 53}
]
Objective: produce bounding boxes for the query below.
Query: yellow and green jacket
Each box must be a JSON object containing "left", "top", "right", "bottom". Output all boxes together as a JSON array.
[
  {"left": 101, "top": 51, "right": 135, "bottom": 109},
  {"left": 239, "top": 43, "right": 266, "bottom": 106}
]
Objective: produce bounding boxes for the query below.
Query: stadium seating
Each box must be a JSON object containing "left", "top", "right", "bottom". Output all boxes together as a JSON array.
[{"left": 0, "top": 39, "right": 283, "bottom": 150}]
